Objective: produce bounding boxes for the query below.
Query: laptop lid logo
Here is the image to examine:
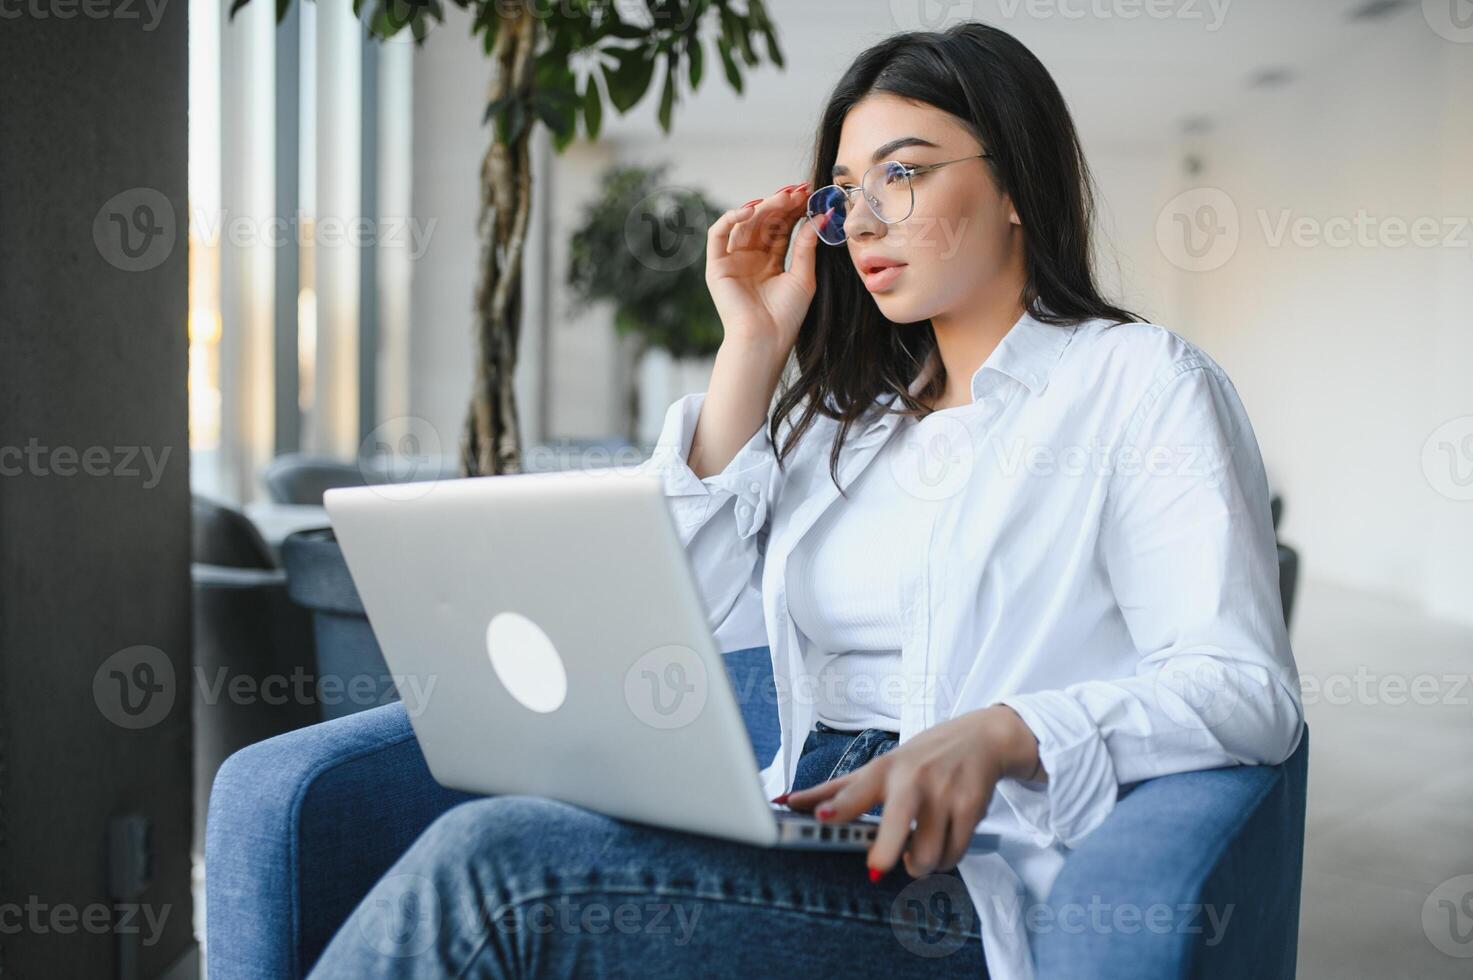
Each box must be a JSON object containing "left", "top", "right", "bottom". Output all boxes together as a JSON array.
[{"left": 485, "top": 612, "right": 568, "bottom": 713}]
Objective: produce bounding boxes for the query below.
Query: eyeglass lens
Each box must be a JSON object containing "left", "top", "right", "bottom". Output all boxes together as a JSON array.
[{"left": 806, "top": 161, "right": 914, "bottom": 245}]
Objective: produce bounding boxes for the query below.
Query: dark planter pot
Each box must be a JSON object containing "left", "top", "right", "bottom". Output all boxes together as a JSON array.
[{"left": 279, "top": 527, "right": 399, "bottom": 720}]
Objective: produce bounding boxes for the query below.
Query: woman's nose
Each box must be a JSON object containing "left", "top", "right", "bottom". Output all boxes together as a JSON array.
[{"left": 842, "top": 191, "right": 885, "bottom": 241}]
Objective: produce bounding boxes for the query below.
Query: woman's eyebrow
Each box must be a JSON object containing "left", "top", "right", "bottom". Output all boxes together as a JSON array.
[{"left": 831, "top": 136, "right": 941, "bottom": 177}]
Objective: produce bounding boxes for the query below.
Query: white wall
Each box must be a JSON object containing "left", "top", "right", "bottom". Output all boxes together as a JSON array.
[{"left": 1164, "top": 18, "right": 1473, "bottom": 624}]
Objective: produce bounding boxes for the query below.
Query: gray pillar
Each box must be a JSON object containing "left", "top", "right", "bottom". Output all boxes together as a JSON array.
[{"left": 0, "top": 6, "right": 194, "bottom": 979}]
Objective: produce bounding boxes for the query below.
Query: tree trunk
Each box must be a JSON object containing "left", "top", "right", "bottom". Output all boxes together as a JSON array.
[{"left": 460, "top": 6, "right": 537, "bottom": 477}]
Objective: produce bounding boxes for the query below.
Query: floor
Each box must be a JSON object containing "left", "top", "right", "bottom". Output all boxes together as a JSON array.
[
  {"left": 1291, "top": 578, "right": 1473, "bottom": 978},
  {"left": 189, "top": 576, "right": 1473, "bottom": 978}
]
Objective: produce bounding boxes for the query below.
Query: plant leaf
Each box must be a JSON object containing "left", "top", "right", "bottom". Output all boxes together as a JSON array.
[
  {"left": 582, "top": 78, "right": 603, "bottom": 140},
  {"left": 760, "top": 25, "right": 784, "bottom": 69},
  {"left": 534, "top": 51, "right": 577, "bottom": 99},
  {"left": 605, "top": 46, "right": 655, "bottom": 114},
  {"left": 532, "top": 94, "right": 576, "bottom": 140},
  {"left": 716, "top": 36, "right": 743, "bottom": 94},
  {"left": 687, "top": 35, "right": 703, "bottom": 89},
  {"left": 494, "top": 100, "right": 527, "bottom": 144},
  {"left": 657, "top": 57, "right": 676, "bottom": 133},
  {"left": 482, "top": 94, "right": 515, "bottom": 126}
]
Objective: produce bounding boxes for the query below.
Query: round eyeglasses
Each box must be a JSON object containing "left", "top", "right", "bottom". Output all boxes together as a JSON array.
[{"left": 805, "top": 152, "right": 991, "bottom": 245}]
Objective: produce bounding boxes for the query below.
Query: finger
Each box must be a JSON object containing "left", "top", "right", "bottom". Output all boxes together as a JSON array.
[
  {"left": 938, "top": 805, "right": 976, "bottom": 872},
  {"left": 760, "top": 184, "right": 811, "bottom": 261},
  {"left": 901, "top": 795, "right": 948, "bottom": 878},
  {"left": 810, "top": 764, "right": 886, "bottom": 824},
  {"left": 781, "top": 770, "right": 857, "bottom": 811},
  {"left": 786, "top": 210, "right": 821, "bottom": 293},
  {"left": 866, "top": 779, "right": 918, "bottom": 878},
  {"left": 707, "top": 205, "right": 755, "bottom": 262},
  {"left": 731, "top": 187, "right": 804, "bottom": 257}
]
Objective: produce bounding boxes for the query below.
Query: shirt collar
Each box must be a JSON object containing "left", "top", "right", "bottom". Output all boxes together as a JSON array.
[{"left": 903, "top": 306, "right": 1078, "bottom": 404}]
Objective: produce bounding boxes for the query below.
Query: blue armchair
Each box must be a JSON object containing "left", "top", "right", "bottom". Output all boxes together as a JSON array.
[{"left": 206, "top": 646, "right": 1307, "bottom": 979}]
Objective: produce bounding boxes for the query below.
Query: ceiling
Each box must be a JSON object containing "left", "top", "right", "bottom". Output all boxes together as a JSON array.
[{"left": 600, "top": 0, "right": 1420, "bottom": 151}]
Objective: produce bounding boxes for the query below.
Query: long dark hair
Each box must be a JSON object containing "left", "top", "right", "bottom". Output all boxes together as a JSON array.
[{"left": 769, "top": 22, "right": 1142, "bottom": 494}]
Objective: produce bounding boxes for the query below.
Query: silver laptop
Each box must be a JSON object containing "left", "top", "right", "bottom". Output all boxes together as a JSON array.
[{"left": 324, "top": 467, "right": 997, "bottom": 855}]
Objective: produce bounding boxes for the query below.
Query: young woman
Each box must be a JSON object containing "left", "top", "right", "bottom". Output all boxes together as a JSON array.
[{"left": 309, "top": 21, "right": 1303, "bottom": 980}]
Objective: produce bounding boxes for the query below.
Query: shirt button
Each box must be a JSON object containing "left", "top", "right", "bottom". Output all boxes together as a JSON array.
[
  {"left": 737, "top": 503, "right": 752, "bottom": 520},
  {"left": 749, "top": 481, "right": 762, "bottom": 494}
]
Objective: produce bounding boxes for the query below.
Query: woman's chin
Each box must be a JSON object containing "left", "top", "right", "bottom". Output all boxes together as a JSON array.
[{"left": 873, "top": 294, "right": 931, "bottom": 324}]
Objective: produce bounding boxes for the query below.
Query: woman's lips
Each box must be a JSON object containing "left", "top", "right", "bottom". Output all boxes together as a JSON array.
[{"left": 861, "top": 263, "right": 907, "bottom": 292}]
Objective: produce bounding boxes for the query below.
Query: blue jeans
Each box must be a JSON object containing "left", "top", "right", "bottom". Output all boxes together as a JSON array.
[{"left": 306, "top": 722, "right": 986, "bottom": 978}]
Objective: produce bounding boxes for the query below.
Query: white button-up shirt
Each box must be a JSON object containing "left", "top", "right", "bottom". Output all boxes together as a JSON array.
[{"left": 638, "top": 309, "right": 1305, "bottom": 979}]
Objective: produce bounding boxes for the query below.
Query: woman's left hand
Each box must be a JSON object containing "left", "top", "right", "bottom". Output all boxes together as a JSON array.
[{"left": 780, "top": 705, "right": 1043, "bottom": 880}]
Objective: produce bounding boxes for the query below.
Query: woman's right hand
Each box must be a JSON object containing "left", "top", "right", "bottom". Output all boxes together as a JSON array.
[{"left": 704, "top": 182, "right": 821, "bottom": 358}]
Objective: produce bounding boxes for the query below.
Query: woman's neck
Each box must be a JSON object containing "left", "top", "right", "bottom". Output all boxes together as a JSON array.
[{"left": 923, "top": 283, "right": 1028, "bottom": 411}]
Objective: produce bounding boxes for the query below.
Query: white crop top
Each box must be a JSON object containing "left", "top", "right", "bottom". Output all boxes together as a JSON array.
[{"left": 785, "top": 406, "right": 967, "bottom": 731}]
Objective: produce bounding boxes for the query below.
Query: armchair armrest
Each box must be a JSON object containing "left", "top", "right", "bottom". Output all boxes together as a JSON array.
[
  {"left": 205, "top": 701, "right": 475, "bottom": 980},
  {"left": 1036, "top": 727, "right": 1309, "bottom": 978}
]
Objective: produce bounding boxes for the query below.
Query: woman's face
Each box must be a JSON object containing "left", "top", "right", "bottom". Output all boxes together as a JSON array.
[{"left": 826, "top": 93, "right": 1020, "bottom": 324}]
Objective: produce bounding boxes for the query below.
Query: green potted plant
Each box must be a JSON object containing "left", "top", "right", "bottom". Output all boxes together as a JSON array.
[{"left": 566, "top": 162, "right": 726, "bottom": 442}]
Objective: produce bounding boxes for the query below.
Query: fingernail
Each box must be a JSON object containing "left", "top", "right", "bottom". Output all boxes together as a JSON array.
[
  {"left": 816, "top": 803, "right": 836, "bottom": 820},
  {"left": 778, "top": 184, "right": 796, "bottom": 193},
  {"left": 740, "top": 198, "right": 763, "bottom": 208},
  {"left": 796, "top": 181, "right": 811, "bottom": 191},
  {"left": 770, "top": 792, "right": 790, "bottom": 805},
  {"left": 868, "top": 866, "right": 882, "bottom": 883}
]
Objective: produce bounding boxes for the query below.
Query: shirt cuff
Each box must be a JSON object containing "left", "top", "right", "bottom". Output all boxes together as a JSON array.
[
  {"left": 640, "top": 391, "right": 779, "bottom": 540},
  {"left": 992, "top": 689, "right": 1120, "bottom": 848}
]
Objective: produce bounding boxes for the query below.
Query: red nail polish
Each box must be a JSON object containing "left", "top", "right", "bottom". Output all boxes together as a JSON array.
[
  {"left": 740, "top": 198, "right": 763, "bottom": 208},
  {"left": 868, "top": 866, "right": 882, "bottom": 883},
  {"left": 770, "top": 792, "right": 790, "bottom": 805},
  {"left": 816, "top": 804, "right": 835, "bottom": 820},
  {"left": 778, "top": 184, "right": 796, "bottom": 193}
]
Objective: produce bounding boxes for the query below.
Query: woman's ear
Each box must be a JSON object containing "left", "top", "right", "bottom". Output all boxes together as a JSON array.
[{"left": 1003, "top": 194, "right": 1021, "bottom": 226}]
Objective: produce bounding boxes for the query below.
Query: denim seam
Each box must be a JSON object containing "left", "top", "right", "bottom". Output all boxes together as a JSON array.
[
  {"left": 826, "top": 732, "right": 865, "bottom": 783},
  {"left": 450, "top": 883, "right": 984, "bottom": 977}
]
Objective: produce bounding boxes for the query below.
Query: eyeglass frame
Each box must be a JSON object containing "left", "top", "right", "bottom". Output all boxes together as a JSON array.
[{"left": 805, "top": 151, "right": 993, "bottom": 243}]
